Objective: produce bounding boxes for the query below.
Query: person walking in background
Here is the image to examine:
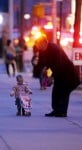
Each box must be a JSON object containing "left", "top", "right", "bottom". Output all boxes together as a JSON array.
[
  {"left": 3, "top": 39, "right": 16, "bottom": 77},
  {"left": 10, "top": 75, "right": 32, "bottom": 116},
  {"left": 40, "top": 67, "right": 53, "bottom": 90},
  {"left": 34, "top": 35, "right": 80, "bottom": 117},
  {"left": 32, "top": 45, "right": 39, "bottom": 78},
  {"left": 40, "top": 66, "right": 48, "bottom": 90},
  {"left": 22, "top": 45, "right": 33, "bottom": 73},
  {"left": 22, "top": 45, "right": 28, "bottom": 72}
]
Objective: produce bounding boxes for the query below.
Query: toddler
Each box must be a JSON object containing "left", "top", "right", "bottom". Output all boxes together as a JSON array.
[{"left": 10, "top": 75, "right": 32, "bottom": 116}]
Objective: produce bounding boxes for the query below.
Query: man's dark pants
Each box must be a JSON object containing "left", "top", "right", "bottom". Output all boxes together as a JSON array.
[{"left": 52, "top": 85, "right": 70, "bottom": 115}]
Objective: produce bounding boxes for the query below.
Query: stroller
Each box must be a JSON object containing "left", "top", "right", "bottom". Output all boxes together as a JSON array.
[{"left": 20, "top": 95, "right": 32, "bottom": 116}]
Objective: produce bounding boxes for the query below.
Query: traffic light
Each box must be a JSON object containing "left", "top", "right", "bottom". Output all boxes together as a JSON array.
[{"left": 32, "top": 4, "right": 44, "bottom": 17}]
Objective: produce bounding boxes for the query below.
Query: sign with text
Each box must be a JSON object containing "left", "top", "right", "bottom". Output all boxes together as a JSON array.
[{"left": 73, "top": 48, "right": 82, "bottom": 65}]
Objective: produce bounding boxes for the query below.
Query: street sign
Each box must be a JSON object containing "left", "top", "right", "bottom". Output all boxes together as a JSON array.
[
  {"left": 73, "top": 48, "right": 82, "bottom": 65},
  {"left": 32, "top": 4, "right": 44, "bottom": 17}
]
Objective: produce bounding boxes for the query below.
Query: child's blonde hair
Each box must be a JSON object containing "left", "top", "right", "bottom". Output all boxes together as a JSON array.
[{"left": 16, "top": 75, "right": 23, "bottom": 82}]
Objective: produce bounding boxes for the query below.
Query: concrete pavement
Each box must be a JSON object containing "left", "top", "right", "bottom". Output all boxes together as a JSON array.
[{"left": 0, "top": 73, "right": 82, "bottom": 150}]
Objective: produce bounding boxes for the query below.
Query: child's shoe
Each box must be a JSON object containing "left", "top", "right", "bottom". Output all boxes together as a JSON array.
[
  {"left": 22, "top": 108, "right": 25, "bottom": 116},
  {"left": 16, "top": 111, "right": 21, "bottom": 116},
  {"left": 16, "top": 108, "right": 21, "bottom": 116}
]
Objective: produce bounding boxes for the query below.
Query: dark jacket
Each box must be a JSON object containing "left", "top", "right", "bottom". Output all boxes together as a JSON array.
[{"left": 38, "top": 43, "right": 80, "bottom": 93}]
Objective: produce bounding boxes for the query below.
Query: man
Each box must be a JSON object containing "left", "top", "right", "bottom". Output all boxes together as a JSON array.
[{"left": 34, "top": 35, "right": 80, "bottom": 117}]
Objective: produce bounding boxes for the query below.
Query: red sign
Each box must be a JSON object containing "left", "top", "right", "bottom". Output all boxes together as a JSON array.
[{"left": 73, "top": 48, "right": 82, "bottom": 65}]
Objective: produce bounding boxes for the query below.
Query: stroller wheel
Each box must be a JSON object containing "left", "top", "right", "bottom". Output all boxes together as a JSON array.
[{"left": 26, "top": 112, "right": 31, "bottom": 116}]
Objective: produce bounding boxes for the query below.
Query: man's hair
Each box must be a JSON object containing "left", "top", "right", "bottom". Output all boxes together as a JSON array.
[{"left": 35, "top": 34, "right": 48, "bottom": 45}]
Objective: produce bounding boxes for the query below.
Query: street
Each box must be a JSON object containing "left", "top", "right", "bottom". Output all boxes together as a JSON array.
[{"left": 0, "top": 73, "right": 82, "bottom": 150}]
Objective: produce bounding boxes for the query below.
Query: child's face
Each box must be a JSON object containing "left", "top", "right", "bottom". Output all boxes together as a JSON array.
[{"left": 17, "top": 78, "right": 23, "bottom": 85}]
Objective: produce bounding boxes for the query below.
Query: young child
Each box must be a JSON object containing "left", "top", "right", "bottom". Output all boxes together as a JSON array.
[
  {"left": 40, "top": 67, "right": 48, "bottom": 90},
  {"left": 40, "top": 67, "right": 53, "bottom": 90},
  {"left": 10, "top": 75, "right": 32, "bottom": 116}
]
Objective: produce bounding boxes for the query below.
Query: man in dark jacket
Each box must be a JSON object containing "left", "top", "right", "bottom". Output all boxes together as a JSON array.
[{"left": 34, "top": 35, "right": 80, "bottom": 117}]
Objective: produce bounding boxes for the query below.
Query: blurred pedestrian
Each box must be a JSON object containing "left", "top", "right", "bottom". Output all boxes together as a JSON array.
[
  {"left": 4, "top": 39, "right": 16, "bottom": 77},
  {"left": 41, "top": 67, "right": 53, "bottom": 89},
  {"left": 22, "top": 45, "right": 32, "bottom": 73},
  {"left": 10, "top": 74, "right": 32, "bottom": 116},
  {"left": 32, "top": 45, "right": 39, "bottom": 78},
  {"left": 34, "top": 35, "right": 80, "bottom": 117},
  {"left": 40, "top": 66, "right": 47, "bottom": 90},
  {"left": 15, "top": 37, "right": 25, "bottom": 72}
]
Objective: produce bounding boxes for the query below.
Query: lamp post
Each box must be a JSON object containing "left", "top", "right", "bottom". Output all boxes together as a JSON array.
[
  {"left": 24, "top": 13, "right": 31, "bottom": 30},
  {"left": 59, "top": 0, "right": 63, "bottom": 43},
  {"left": 52, "top": 0, "right": 63, "bottom": 44},
  {"left": 9, "top": 0, "right": 13, "bottom": 40},
  {"left": 56, "top": 0, "right": 63, "bottom": 45},
  {"left": 52, "top": 0, "right": 56, "bottom": 43},
  {"left": 20, "top": 0, "right": 24, "bottom": 39}
]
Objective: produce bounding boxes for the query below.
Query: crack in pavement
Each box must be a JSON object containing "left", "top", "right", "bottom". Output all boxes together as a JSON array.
[
  {"left": 0, "top": 136, "right": 12, "bottom": 150},
  {"left": 66, "top": 118, "right": 82, "bottom": 129}
]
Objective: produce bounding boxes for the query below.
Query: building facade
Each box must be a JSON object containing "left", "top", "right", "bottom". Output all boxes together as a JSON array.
[{"left": 13, "top": 0, "right": 71, "bottom": 30}]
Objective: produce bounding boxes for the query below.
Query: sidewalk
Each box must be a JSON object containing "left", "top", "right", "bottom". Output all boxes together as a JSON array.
[{"left": 0, "top": 73, "right": 82, "bottom": 150}]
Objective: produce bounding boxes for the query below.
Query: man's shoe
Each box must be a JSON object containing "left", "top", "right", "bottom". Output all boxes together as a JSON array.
[
  {"left": 45, "top": 111, "right": 55, "bottom": 117},
  {"left": 45, "top": 111, "right": 67, "bottom": 117}
]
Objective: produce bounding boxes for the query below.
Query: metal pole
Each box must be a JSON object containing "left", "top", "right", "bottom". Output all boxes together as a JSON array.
[
  {"left": 9, "top": 0, "right": 13, "bottom": 40},
  {"left": 56, "top": 0, "right": 63, "bottom": 45},
  {"left": 52, "top": 0, "right": 57, "bottom": 43},
  {"left": 59, "top": 1, "right": 63, "bottom": 44},
  {"left": 20, "top": 0, "right": 24, "bottom": 41}
]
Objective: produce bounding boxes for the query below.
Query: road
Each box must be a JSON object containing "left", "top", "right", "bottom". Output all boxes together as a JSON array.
[{"left": 0, "top": 73, "right": 82, "bottom": 150}]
